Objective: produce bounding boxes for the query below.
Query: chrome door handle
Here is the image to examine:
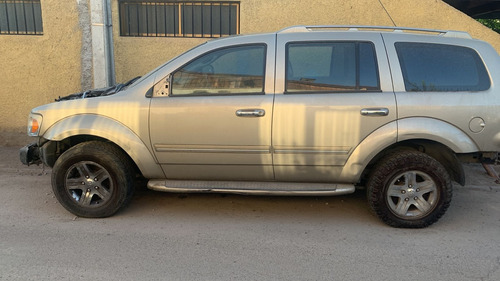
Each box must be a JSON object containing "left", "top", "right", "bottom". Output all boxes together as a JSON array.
[
  {"left": 236, "top": 109, "right": 266, "bottom": 117},
  {"left": 360, "top": 108, "right": 389, "bottom": 116}
]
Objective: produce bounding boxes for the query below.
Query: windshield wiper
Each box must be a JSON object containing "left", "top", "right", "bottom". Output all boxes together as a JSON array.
[{"left": 55, "top": 76, "right": 141, "bottom": 102}]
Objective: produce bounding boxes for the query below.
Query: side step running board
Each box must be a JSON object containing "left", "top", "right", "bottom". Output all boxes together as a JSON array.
[{"left": 147, "top": 180, "right": 355, "bottom": 196}]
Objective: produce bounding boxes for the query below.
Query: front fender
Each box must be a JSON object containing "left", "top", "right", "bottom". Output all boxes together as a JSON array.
[{"left": 42, "top": 114, "right": 164, "bottom": 179}]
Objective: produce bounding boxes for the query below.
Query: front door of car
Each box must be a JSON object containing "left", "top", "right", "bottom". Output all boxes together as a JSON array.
[
  {"left": 149, "top": 39, "right": 275, "bottom": 181},
  {"left": 272, "top": 31, "right": 397, "bottom": 182}
]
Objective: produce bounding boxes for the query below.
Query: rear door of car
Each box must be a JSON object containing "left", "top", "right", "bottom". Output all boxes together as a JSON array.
[{"left": 273, "top": 30, "right": 397, "bottom": 182}]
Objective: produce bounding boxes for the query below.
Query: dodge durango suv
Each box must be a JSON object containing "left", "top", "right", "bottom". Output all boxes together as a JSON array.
[{"left": 20, "top": 26, "right": 500, "bottom": 228}]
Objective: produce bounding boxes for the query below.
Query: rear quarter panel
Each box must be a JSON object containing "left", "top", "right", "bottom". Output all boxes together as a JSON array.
[{"left": 382, "top": 33, "right": 500, "bottom": 152}]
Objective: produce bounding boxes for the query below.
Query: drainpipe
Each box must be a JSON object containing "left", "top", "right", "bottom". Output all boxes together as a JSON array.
[
  {"left": 90, "top": 0, "right": 115, "bottom": 87},
  {"left": 104, "top": 0, "right": 116, "bottom": 86}
]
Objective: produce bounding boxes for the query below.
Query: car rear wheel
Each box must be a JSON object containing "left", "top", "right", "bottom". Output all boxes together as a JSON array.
[
  {"left": 51, "top": 141, "right": 134, "bottom": 218},
  {"left": 367, "top": 150, "right": 452, "bottom": 228}
]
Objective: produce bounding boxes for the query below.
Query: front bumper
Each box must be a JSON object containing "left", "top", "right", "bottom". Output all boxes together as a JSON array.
[{"left": 19, "top": 143, "right": 42, "bottom": 166}]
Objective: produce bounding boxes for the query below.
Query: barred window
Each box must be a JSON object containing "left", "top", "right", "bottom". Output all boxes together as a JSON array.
[
  {"left": 119, "top": 1, "right": 239, "bottom": 38},
  {"left": 0, "top": 0, "right": 43, "bottom": 35}
]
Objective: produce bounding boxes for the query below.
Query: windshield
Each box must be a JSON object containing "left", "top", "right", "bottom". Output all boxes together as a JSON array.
[{"left": 118, "top": 75, "right": 142, "bottom": 92}]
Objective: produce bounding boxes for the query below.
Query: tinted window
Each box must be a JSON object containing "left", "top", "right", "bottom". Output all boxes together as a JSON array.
[
  {"left": 359, "top": 43, "right": 379, "bottom": 90},
  {"left": 172, "top": 45, "right": 266, "bottom": 96},
  {"left": 286, "top": 42, "right": 380, "bottom": 93},
  {"left": 395, "top": 42, "right": 490, "bottom": 92}
]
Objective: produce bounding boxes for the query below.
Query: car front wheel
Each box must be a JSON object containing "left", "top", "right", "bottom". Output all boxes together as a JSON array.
[{"left": 51, "top": 141, "right": 134, "bottom": 218}]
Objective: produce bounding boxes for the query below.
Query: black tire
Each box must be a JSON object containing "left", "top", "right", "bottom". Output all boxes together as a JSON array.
[
  {"left": 367, "top": 150, "right": 452, "bottom": 228},
  {"left": 51, "top": 141, "right": 135, "bottom": 218}
]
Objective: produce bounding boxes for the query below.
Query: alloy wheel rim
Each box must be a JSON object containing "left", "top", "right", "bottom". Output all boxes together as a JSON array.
[
  {"left": 64, "top": 161, "right": 114, "bottom": 208},
  {"left": 386, "top": 170, "right": 438, "bottom": 219}
]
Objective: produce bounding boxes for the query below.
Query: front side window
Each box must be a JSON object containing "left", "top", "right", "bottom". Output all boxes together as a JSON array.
[
  {"left": 171, "top": 45, "right": 266, "bottom": 96},
  {"left": 395, "top": 42, "right": 490, "bottom": 92},
  {"left": 286, "top": 42, "right": 380, "bottom": 93}
]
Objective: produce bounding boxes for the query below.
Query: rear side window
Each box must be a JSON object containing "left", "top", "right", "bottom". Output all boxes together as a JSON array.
[
  {"left": 395, "top": 42, "right": 490, "bottom": 92},
  {"left": 285, "top": 42, "right": 380, "bottom": 93}
]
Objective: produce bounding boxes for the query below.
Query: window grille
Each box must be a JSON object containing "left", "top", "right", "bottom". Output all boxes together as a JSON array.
[
  {"left": 119, "top": 1, "right": 239, "bottom": 38},
  {"left": 0, "top": 0, "right": 43, "bottom": 35}
]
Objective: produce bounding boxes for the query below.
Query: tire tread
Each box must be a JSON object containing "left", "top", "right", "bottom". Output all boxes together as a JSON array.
[
  {"left": 51, "top": 141, "right": 135, "bottom": 218},
  {"left": 367, "top": 150, "right": 453, "bottom": 228}
]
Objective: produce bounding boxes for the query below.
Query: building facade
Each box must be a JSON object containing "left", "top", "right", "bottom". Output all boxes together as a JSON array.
[{"left": 1, "top": 0, "right": 499, "bottom": 145}]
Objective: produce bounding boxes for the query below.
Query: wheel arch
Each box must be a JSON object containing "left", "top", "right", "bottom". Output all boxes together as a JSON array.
[
  {"left": 342, "top": 118, "right": 473, "bottom": 186},
  {"left": 397, "top": 117, "right": 479, "bottom": 154},
  {"left": 364, "top": 140, "right": 466, "bottom": 186},
  {"left": 40, "top": 114, "right": 164, "bottom": 179}
]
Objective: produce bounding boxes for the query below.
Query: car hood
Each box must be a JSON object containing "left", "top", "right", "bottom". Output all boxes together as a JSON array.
[{"left": 55, "top": 76, "right": 141, "bottom": 102}]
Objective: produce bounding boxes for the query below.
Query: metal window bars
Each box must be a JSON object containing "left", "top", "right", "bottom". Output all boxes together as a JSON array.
[
  {"left": 0, "top": 0, "right": 43, "bottom": 35},
  {"left": 119, "top": 1, "right": 239, "bottom": 38}
]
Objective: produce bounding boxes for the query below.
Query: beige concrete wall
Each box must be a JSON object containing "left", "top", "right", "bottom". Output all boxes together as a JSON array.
[
  {"left": 112, "top": 0, "right": 395, "bottom": 82},
  {"left": 0, "top": 0, "right": 85, "bottom": 146},
  {"left": 380, "top": 0, "right": 500, "bottom": 51},
  {"left": 240, "top": 0, "right": 394, "bottom": 33},
  {"left": 111, "top": 0, "right": 205, "bottom": 83},
  {"left": 112, "top": 0, "right": 500, "bottom": 84}
]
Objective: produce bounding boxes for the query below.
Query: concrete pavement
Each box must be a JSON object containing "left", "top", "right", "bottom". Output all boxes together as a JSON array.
[{"left": 1, "top": 146, "right": 499, "bottom": 281}]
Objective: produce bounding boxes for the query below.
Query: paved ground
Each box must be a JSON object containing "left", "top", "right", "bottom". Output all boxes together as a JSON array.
[{"left": 0, "top": 146, "right": 499, "bottom": 281}]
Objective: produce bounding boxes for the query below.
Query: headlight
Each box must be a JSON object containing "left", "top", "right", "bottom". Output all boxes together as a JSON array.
[{"left": 27, "top": 113, "right": 43, "bottom": 136}]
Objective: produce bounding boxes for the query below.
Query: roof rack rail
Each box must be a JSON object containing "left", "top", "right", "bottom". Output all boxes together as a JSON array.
[{"left": 278, "top": 25, "right": 472, "bottom": 39}]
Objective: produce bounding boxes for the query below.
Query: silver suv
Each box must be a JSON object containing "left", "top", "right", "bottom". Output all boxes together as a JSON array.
[{"left": 20, "top": 26, "right": 500, "bottom": 228}]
